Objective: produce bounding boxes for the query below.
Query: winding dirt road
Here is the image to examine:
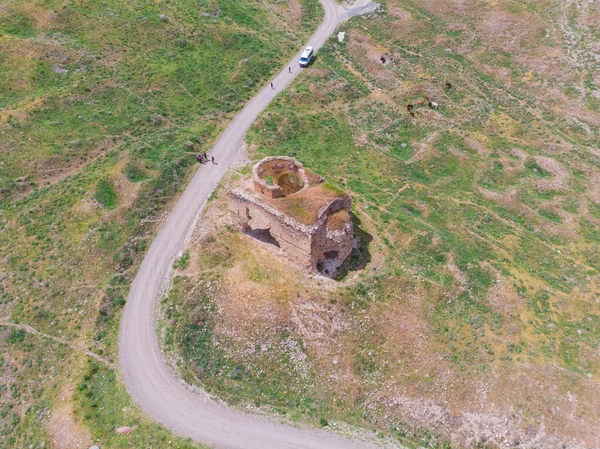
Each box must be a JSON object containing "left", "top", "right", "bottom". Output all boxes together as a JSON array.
[{"left": 119, "top": 1, "right": 384, "bottom": 448}]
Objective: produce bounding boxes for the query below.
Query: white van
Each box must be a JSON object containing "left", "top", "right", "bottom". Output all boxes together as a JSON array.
[{"left": 299, "top": 46, "right": 314, "bottom": 67}]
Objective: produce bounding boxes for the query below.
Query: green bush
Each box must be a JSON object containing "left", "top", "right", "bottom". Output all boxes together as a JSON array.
[
  {"left": 124, "top": 163, "right": 147, "bottom": 182},
  {"left": 174, "top": 251, "right": 190, "bottom": 270},
  {"left": 7, "top": 328, "right": 26, "bottom": 344},
  {"left": 94, "top": 179, "right": 118, "bottom": 209}
]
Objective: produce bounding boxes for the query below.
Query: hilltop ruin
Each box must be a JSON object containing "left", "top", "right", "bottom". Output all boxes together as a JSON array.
[{"left": 227, "top": 156, "right": 354, "bottom": 273}]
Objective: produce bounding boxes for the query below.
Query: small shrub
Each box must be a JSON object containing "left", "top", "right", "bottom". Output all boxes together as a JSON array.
[
  {"left": 319, "top": 417, "right": 328, "bottom": 427},
  {"left": 6, "top": 328, "right": 26, "bottom": 344},
  {"left": 150, "top": 114, "right": 164, "bottom": 125},
  {"left": 95, "top": 179, "right": 118, "bottom": 209},
  {"left": 524, "top": 158, "right": 550, "bottom": 177},
  {"left": 124, "top": 163, "right": 146, "bottom": 182},
  {"left": 111, "top": 296, "right": 126, "bottom": 307},
  {"left": 174, "top": 251, "right": 190, "bottom": 270}
]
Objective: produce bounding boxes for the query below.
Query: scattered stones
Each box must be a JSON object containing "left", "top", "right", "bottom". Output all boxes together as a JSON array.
[
  {"left": 52, "top": 66, "right": 69, "bottom": 74},
  {"left": 201, "top": 8, "right": 221, "bottom": 18},
  {"left": 150, "top": 114, "right": 164, "bottom": 126}
]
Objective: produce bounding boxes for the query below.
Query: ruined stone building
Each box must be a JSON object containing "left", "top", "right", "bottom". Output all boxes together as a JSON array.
[{"left": 227, "top": 156, "right": 354, "bottom": 273}]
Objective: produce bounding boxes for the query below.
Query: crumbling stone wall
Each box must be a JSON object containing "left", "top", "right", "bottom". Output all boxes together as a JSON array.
[
  {"left": 310, "top": 198, "right": 354, "bottom": 272},
  {"left": 228, "top": 157, "right": 353, "bottom": 274},
  {"left": 251, "top": 156, "right": 321, "bottom": 198},
  {"left": 227, "top": 189, "right": 315, "bottom": 268}
]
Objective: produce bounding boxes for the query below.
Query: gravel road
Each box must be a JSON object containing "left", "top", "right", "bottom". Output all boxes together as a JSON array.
[{"left": 119, "top": 1, "right": 385, "bottom": 448}]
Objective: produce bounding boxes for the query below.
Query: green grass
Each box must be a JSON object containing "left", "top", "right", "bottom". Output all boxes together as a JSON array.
[
  {"left": 75, "top": 360, "right": 206, "bottom": 449},
  {"left": 0, "top": 326, "right": 70, "bottom": 449},
  {"left": 0, "top": 0, "right": 323, "bottom": 446},
  {"left": 95, "top": 179, "right": 118, "bottom": 209},
  {"left": 173, "top": 252, "right": 190, "bottom": 272},
  {"left": 124, "top": 162, "right": 147, "bottom": 182},
  {"left": 161, "top": 1, "right": 600, "bottom": 446}
]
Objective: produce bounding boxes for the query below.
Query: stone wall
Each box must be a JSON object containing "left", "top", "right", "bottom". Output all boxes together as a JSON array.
[
  {"left": 227, "top": 191, "right": 315, "bottom": 268},
  {"left": 251, "top": 156, "right": 311, "bottom": 198},
  {"left": 228, "top": 156, "right": 354, "bottom": 274}
]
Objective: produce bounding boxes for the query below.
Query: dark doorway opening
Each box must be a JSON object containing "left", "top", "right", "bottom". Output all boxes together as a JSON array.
[
  {"left": 324, "top": 250, "right": 339, "bottom": 259},
  {"left": 245, "top": 228, "right": 280, "bottom": 248}
]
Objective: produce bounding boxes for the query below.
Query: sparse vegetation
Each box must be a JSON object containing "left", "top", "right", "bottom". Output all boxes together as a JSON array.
[
  {"left": 3, "top": 0, "right": 600, "bottom": 447},
  {"left": 174, "top": 251, "right": 191, "bottom": 270},
  {"left": 75, "top": 360, "right": 206, "bottom": 449},
  {"left": 162, "top": 1, "right": 600, "bottom": 447},
  {"left": 0, "top": 0, "right": 322, "bottom": 447}
]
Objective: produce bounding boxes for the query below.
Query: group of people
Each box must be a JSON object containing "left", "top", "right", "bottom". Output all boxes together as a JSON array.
[
  {"left": 269, "top": 67, "right": 292, "bottom": 89},
  {"left": 196, "top": 152, "right": 215, "bottom": 164}
]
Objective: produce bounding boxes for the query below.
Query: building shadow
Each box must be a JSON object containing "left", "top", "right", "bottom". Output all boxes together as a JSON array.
[
  {"left": 244, "top": 227, "right": 281, "bottom": 248},
  {"left": 333, "top": 212, "right": 373, "bottom": 281},
  {"left": 241, "top": 213, "right": 371, "bottom": 280}
]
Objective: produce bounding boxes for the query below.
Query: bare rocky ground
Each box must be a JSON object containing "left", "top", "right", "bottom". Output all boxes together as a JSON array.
[
  {"left": 174, "top": 182, "right": 600, "bottom": 449},
  {"left": 46, "top": 382, "right": 93, "bottom": 449}
]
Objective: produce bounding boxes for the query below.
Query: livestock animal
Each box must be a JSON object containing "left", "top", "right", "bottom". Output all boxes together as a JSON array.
[{"left": 425, "top": 96, "right": 439, "bottom": 109}]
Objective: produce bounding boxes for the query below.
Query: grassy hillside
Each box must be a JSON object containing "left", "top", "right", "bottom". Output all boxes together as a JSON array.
[
  {"left": 0, "top": 0, "right": 322, "bottom": 447},
  {"left": 162, "top": 0, "right": 600, "bottom": 448}
]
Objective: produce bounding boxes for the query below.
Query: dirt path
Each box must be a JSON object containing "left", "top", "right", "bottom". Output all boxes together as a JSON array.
[
  {"left": 118, "top": 1, "right": 389, "bottom": 449},
  {"left": 0, "top": 321, "right": 112, "bottom": 367}
]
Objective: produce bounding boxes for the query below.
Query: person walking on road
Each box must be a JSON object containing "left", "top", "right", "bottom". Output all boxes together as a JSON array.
[
  {"left": 288, "top": 67, "right": 291, "bottom": 73},
  {"left": 270, "top": 81, "right": 274, "bottom": 89},
  {"left": 211, "top": 156, "right": 215, "bottom": 164}
]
